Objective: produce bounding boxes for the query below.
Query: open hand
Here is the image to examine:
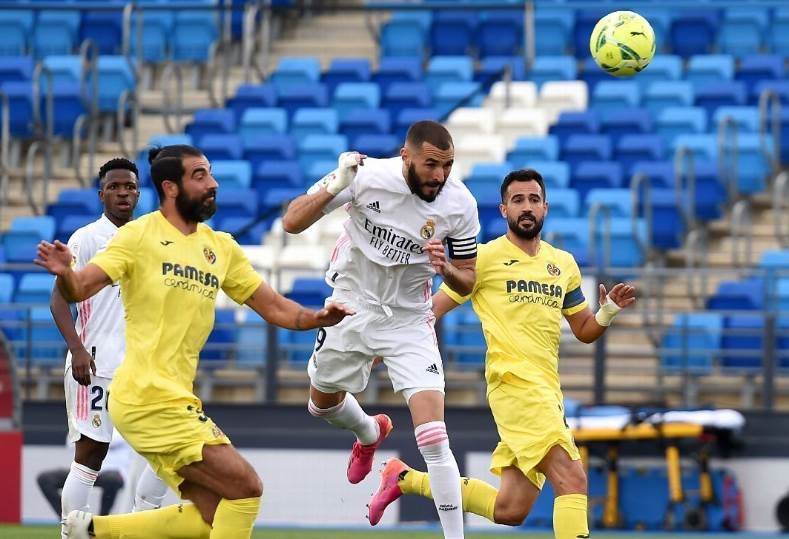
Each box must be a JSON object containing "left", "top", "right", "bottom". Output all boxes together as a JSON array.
[
  {"left": 33, "top": 240, "right": 73, "bottom": 276},
  {"left": 71, "top": 348, "right": 96, "bottom": 386},
  {"left": 314, "top": 302, "right": 356, "bottom": 327},
  {"left": 599, "top": 283, "right": 636, "bottom": 309}
]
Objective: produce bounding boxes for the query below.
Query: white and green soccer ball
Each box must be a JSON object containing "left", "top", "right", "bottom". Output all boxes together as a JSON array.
[{"left": 590, "top": 11, "right": 656, "bottom": 77}]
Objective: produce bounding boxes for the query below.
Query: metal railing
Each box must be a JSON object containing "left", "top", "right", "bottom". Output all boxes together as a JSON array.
[
  {"left": 731, "top": 199, "right": 753, "bottom": 269},
  {"left": 774, "top": 171, "right": 789, "bottom": 249}
]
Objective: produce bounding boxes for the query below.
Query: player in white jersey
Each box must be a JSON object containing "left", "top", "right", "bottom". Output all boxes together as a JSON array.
[
  {"left": 49, "top": 159, "right": 167, "bottom": 535},
  {"left": 283, "top": 121, "right": 479, "bottom": 538}
]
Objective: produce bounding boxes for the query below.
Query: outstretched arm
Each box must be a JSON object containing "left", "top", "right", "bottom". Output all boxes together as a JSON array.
[
  {"left": 282, "top": 152, "right": 365, "bottom": 233},
  {"left": 50, "top": 287, "right": 95, "bottom": 385},
  {"left": 425, "top": 239, "right": 476, "bottom": 297},
  {"left": 431, "top": 290, "right": 461, "bottom": 321},
  {"left": 565, "top": 283, "right": 636, "bottom": 344},
  {"left": 244, "top": 280, "right": 355, "bottom": 330},
  {"left": 34, "top": 240, "right": 112, "bottom": 303}
]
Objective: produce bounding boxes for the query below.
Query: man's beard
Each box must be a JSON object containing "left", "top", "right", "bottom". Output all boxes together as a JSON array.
[
  {"left": 406, "top": 163, "right": 444, "bottom": 203},
  {"left": 176, "top": 188, "right": 216, "bottom": 222},
  {"left": 508, "top": 212, "right": 544, "bottom": 240}
]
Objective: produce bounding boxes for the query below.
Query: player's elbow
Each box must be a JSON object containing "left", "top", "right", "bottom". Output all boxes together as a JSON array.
[{"left": 282, "top": 212, "right": 305, "bottom": 234}]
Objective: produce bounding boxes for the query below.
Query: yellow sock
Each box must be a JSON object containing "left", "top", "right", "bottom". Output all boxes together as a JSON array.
[
  {"left": 209, "top": 497, "right": 262, "bottom": 538},
  {"left": 398, "top": 469, "right": 498, "bottom": 522},
  {"left": 553, "top": 494, "right": 589, "bottom": 539},
  {"left": 92, "top": 503, "right": 210, "bottom": 538}
]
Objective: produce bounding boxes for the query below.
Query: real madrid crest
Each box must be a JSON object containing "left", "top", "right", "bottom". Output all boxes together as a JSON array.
[
  {"left": 92, "top": 414, "right": 102, "bottom": 428},
  {"left": 547, "top": 263, "right": 561, "bottom": 277},
  {"left": 203, "top": 246, "right": 216, "bottom": 264},
  {"left": 420, "top": 219, "right": 436, "bottom": 240}
]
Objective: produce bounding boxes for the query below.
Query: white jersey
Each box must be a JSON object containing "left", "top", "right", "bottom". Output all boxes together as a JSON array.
[
  {"left": 65, "top": 214, "right": 126, "bottom": 378},
  {"left": 310, "top": 157, "right": 480, "bottom": 315}
]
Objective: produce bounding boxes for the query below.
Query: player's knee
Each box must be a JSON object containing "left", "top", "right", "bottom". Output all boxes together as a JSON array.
[
  {"left": 566, "top": 465, "right": 587, "bottom": 494},
  {"left": 234, "top": 473, "right": 263, "bottom": 499},
  {"left": 494, "top": 503, "right": 528, "bottom": 526}
]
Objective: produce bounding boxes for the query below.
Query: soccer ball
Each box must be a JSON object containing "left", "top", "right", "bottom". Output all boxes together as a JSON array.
[{"left": 589, "top": 11, "right": 656, "bottom": 77}]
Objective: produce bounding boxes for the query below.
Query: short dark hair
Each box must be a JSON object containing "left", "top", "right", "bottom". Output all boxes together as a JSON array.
[
  {"left": 405, "top": 120, "right": 453, "bottom": 151},
  {"left": 148, "top": 144, "right": 203, "bottom": 202},
  {"left": 98, "top": 158, "right": 138, "bottom": 187},
  {"left": 500, "top": 169, "right": 547, "bottom": 203}
]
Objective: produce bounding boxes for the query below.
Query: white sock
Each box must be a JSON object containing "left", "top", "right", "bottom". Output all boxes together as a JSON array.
[
  {"left": 133, "top": 464, "right": 167, "bottom": 512},
  {"left": 308, "top": 393, "right": 379, "bottom": 445},
  {"left": 416, "top": 421, "right": 464, "bottom": 539},
  {"left": 61, "top": 461, "right": 98, "bottom": 519}
]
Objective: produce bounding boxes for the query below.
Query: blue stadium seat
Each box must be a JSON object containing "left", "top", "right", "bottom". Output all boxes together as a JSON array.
[
  {"left": 584, "top": 188, "right": 631, "bottom": 218},
  {"left": 591, "top": 81, "right": 640, "bottom": 112},
  {"left": 332, "top": 82, "right": 381, "bottom": 117},
  {"left": 721, "top": 313, "right": 764, "bottom": 371},
  {"left": 643, "top": 81, "right": 694, "bottom": 117},
  {"left": 694, "top": 81, "right": 747, "bottom": 116},
  {"left": 339, "top": 109, "right": 391, "bottom": 139},
  {"left": 291, "top": 108, "right": 339, "bottom": 143},
  {"left": 593, "top": 217, "right": 647, "bottom": 267},
  {"left": 629, "top": 160, "right": 675, "bottom": 188},
  {"left": 321, "top": 58, "right": 371, "bottom": 95},
  {"left": 276, "top": 82, "right": 329, "bottom": 118},
  {"left": 269, "top": 57, "right": 321, "bottom": 93},
  {"left": 14, "top": 274, "right": 55, "bottom": 304},
  {"left": 95, "top": 56, "right": 135, "bottom": 113},
  {"left": 599, "top": 109, "right": 652, "bottom": 141},
  {"left": 80, "top": 11, "right": 123, "bottom": 55},
  {"left": 29, "top": 306, "right": 65, "bottom": 363},
  {"left": 383, "top": 83, "right": 432, "bottom": 119},
  {"left": 751, "top": 79, "right": 789, "bottom": 107},
  {"left": 298, "top": 134, "right": 348, "bottom": 176},
  {"left": 236, "top": 311, "right": 266, "bottom": 364},
  {"left": 660, "top": 313, "right": 722, "bottom": 374},
  {"left": 239, "top": 108, "right": 288, "bottom": 145},
  {"left": 476, "top": 10, "right": 523, "bottom": 57},
  {"left": 0, "top": 57, "right": 33, "bottom": 85},
  {"left": 212, "top": 160, "right": 251, "bottom": 189},
  {"left": 172, "top": 11, "right": 218, "bottom": 63},
  {"left": 42, "top": 56, "right": 81, "bottom": 86},
  {"left": 425, "top": 56, "right": 474, "bottom": 92},
  {"left": 379, "top": 17, "right": 426, "bottom": 59},
  {"left": 572, "top": 9, "right": 606, "bottom": 58},
  {"left": 637, "top": 7, "right": 672, "bottom": 55},
  {"left": 655, "top": 107, "right": 708, "bottom": 145},
  {"left": 717, "top": 7, "right": 767, "bottom": 56},
  {"left": 534, "top": 7, "right": 573, "bottom": 55},
  {"left": 571, "top": 161, "right": 623, "bottom": 201},
  {"left": 432, "top": 82, "right": 483, "bottom": 116},
  {"left": 373, "top": 57, "right": 423, "bottom": 95},
  {"left": 213, "top": 188, "right": 258, "bottom": 222},
  {"left": 47, "top": 192, "right": 98, "bottom": 224},
  {"left": 42, "top": 81, "right": 85, "bottom": 138},
  {"left": 713, "top": 106, "right": 760, "bottom": 132},
  {"left": 671, "top": 133, "right": 717, "bottom": 162},
  {"left": 284, "top": 277, "right": 332, "bottom": 307},
  {"left": 464, "top": 162, "right": 512, "bottom": 184},
  {"left": 686, "top": 55, "right": 735, "bottom": 91},
  {"left": 129, "top": 11, "right": 172, "bottom": 63},
  {"left": 33, "top": 10, "right": 80, "bottom": 59},
  {"left": 198, "top": 134, "right": 243, "bottom": 161},
  {"left": 578, "top": 57, "right": 610, "bottom": 94},
  {"left": 225, "top": 84, "right": 277, "bottom": 124},
  {"left": 638, "top": 188, "right": 685, "bottom": 249},
  {"left": 669, "top": 10, "right": 719, "bottom": 57},
  {"left": 619, "top": 468, "right": 671, "bottom": 529},
  {"left": 476, "top": 57, "right": 527, "bottom": 91},
  {"left": 615, "top": 135, "right": 664, "bottom": 174},
  {"left": 0, "top": 11, "right": 32, "bottom": 55},
  {"left": 0, "top": 273, "right": 12, "bottom": 304},
  {"left": 729, "top": 133, "right": 771, "bottom": 194},
  {"left": 542, "top": 217, "right": 588, "bottom": 266},
  {"left": 394, "top": 108, "right": 440, "bottom": 140},
  {"left": 769, "top": 8, "right": 789, "bottom": 56},
  {"left": 253, "top": 161, "right": 304, "bottom": 203},
  {"left": 185, "top": 109, "right": 236, "bottom": 141},
  {"left": 430, "top": 11, "right": 477, "bottom": 56},
  {"left": 3, "top": 216, "right": 55, "bottom": 263},
  {"left": 260, "top": 187, "right": 304, "bottom": 219},
  {"left": 636, "top": 55, "right": 683, "bottom": 89},
  {"left": 216, "top": 216, "right": 266, "bottom": 245},
  {"left": 352, "top": 134, "right": 400, "bottom": 158},
  {"left": 134, "top": 188, "right": 156, "bottom": 217},
  {"left": 546, "top": 189, "right": 580, "bottom": 218},
  {"left": 0, "top": 81, "right": 35, "bottom": 138},
  {"left": 561, "top": 134, "right": 612, "bottom": 167},
  {"left": 506, "top": 136, "right": 559, "bottom": 164},
  {"left": 242, "top": 134, "right": 296, "bottom": 170},
  {"left": 737, "top": 55, "right": 784, "bottom": 92},
  {"left": 549, "top": 112, "right": 599, "bottom": 146},
  {"left": 777, "top": 280, "right": 789, "bottom": 313},
  {"left": 526, "top": 161, "right": 570, "bottom": 190},
  {"left": 708, "top": 279, "right": 765, "bottom": 311},
  {"left": 529, "top": 56, "right": 577, "bottom": 87},
  {"left": 305, "top": 160, "right": 336, "bottom": 184},
  {"left": 683, "top": 159, "right": 726, "bottom": 221}
]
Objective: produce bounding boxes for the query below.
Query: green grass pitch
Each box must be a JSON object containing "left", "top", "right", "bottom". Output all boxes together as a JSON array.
[{"left": 0, "top": 526, "right": 771, "bottom": 539}]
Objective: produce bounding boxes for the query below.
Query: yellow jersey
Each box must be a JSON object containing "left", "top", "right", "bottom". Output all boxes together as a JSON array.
[
  {"left": 441, "top": 235, "right": 587, "bottom": 397},
  {"left": 91, "top": 211, "right": 262, "bottom": 405}
]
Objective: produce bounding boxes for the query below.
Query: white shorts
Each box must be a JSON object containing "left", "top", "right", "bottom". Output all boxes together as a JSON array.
[
  {"left": 307, "top": 297, "right": 445, "bottom": 398},
  {"left": 65, "top": 368, "right": 113, "bottom": 443}
]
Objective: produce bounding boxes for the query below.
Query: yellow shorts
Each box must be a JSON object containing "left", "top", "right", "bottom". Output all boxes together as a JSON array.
[
  {"left": 108, "top": 394, "right": 231, "bottom": 495},
  {"left": 487, "top": 378, "right": 580, "bottom": 490}
]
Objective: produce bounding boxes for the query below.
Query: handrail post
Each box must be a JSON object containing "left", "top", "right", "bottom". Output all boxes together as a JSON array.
[
  {"left": 674, "top": 145, "right": 697, "bottom": 232},
  {"left": 161, "top": 62, "right": 184, "bottom": 134},
  {"left": 758, "top": 89, "right": 781, "bottom": 177},
  {"left": 631, "top": 171, "right": 653, "bottom": 260},
  {"left": 242, "top": 3, "right": 260, "bottom": 84},
  {"left": 731, "top": 199, "right": 752, "bottom": 269},
  {"left": 0, "top": 92, "right": 9, "bottom": 226},
  {"left": 773, "top": 171, "right": 789, "bottom": 248},
  {"left": 524, "top": 0, "right": 535, "bottom": 71},
  {"left": 258, "top": 0, "right": 272, "bottom": 78},
  {"left": 79, "top": 39, "right": 99, "bottom": 186},
  {"left": 588, "top": 203, "right": 612, "bottom": 273},
  {"left": 718, "top": 115, "right": 739, "bottom": 202}
]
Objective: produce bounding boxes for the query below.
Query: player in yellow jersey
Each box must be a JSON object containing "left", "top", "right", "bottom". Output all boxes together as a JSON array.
[
  {"left": 35, "top": 144, "right": 354, "bottom": 539},
  {"left": 367, "top": 169, "right": 636, "bottom": 539}
]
